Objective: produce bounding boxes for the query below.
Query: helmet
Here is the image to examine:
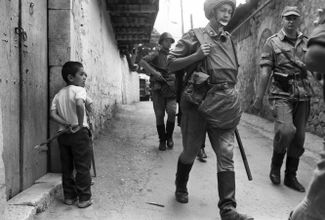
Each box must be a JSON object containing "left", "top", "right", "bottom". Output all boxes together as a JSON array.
[
  {"left": 204, "top": 0, "right": 236, "bottom": 20},
  {"left": 158, "top": 32, "right": 175, "bottom": 45}
]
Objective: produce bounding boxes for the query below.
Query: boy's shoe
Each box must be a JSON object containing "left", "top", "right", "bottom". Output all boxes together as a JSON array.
[
  {"left": 78, "top": 199, "right": 93, "bottom": 208},
  {"left": 64, "top": 198, "right": 77, "bottom": 205}
]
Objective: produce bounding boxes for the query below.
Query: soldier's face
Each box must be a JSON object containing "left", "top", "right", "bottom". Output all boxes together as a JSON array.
[
  {"left": 282, "top": 15, "right": 300, "bottom": 31},
  {"left": 161, "top": 38, "right": 173, "bottom": 50},
  {"left": 212, "top": 4, "right": 233, "bottom": 26}
]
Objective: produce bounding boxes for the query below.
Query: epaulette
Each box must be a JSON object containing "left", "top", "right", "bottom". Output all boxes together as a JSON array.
[{"left": 269, "top": 33, "right": 278, "bottom": 39}]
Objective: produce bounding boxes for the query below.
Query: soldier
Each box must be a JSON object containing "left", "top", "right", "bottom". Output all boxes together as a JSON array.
[
  {"left": 252, "top": 6, "right": 313, "bottom": 192},
  {"left": 139, "top": 32, "right": 176, "bottom": 151},
  {"left": 289, "top": 8, "right": 325, "bottom": 220},
  {"left": 168, "top": 0, "right": 253, "bottom": 219}
]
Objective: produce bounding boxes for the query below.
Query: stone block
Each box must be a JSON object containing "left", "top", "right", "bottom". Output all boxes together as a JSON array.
[
  {"left": 8, "top": 173, "right": 62, "bottom": 213},
  {"left": 48, "top": 0, "right": 71, "bottom": 10},
  {"left": 35, "top": 173, "right": 61, "bottom": 185},
  {"left": 48, "top": 10, "right": 71, "bottom": 40},
  {"left": 49, "top": 66, "right": 66, "bottom": 99},
  {"left": 4, "top": 205, "right": 35, "bottom": 220},
  {"left": 49, "top": 40, "right": 71, "bottom": 66}
]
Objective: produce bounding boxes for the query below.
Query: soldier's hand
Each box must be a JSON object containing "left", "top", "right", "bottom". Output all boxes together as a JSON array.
[{"left": 196, "top": 43, "right": 211, "bottom": 59}]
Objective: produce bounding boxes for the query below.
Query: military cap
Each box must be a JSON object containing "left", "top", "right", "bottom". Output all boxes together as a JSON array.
[{"left": 281, "top": 6, "right": 301, "bottom": 17}]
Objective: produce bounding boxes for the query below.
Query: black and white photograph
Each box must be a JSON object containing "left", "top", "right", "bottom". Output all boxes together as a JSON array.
[{"left": 0, "top": 0, "right": 325, "bottom": 219}]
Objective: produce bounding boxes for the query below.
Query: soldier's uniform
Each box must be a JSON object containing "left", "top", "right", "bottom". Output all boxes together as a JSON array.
[
  {"left": 168, "top": 1, "right": 253, "bottom": 219},
  {"left": 142, "top": 33, "right": 177, "bottom": 151},
  {"left": 260, "top": 10, "right": 313, "bottom": 192}
]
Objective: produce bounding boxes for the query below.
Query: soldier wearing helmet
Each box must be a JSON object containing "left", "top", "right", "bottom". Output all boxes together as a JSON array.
[
  {"left": 139, "top": 32, "right": 176, "bottom": 151},
  {"left": 253, "top": 6, "right": 313, "bottom": 193},
  {"left": 168, "top": 0, "right": 253, "bottom": 219}
]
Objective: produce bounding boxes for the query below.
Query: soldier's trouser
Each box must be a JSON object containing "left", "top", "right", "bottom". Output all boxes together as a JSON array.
[
  {"left": 179, "top": 98, "right": 234, "bottom": 172},
  {"left": 151, "top": 90, "right": 177, "bottom": 125},
  {"left": 272, "top": 99, "right": 310, "bottom": 158}
]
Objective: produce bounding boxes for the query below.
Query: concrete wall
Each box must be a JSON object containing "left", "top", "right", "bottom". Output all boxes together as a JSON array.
[
  {"left": 49, "top": 0, "right": 139, "bottom": 171},
  {"left": 0, "top": 99, "right": 7, "bottom": 215},
  {"left": 235, "top": 0, "right": 325, "bottom": 136}
]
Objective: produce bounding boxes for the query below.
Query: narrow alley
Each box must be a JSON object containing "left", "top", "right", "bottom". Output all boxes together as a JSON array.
[{"left": 35, "top": 102, "right": 321, "bottom": 220}]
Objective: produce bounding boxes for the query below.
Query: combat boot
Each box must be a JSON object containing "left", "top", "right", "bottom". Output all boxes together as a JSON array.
[
  {"left": 269, "top": 151, "right": 285, "bottom": 185},
  {"left": 284, "top": 157, "right": 305, "bottom": 192},
  {"left": 175, "top": 158, "right": 193, "bottom": 203},
  {"left": 166, "top": 121, "right": 175, "bottom": 149},
  {"left": 157, "top": 124, "right": 166, "bottom": 151},
  {"left": 218, "top": 171, "right": 254, "bottom": 220}
]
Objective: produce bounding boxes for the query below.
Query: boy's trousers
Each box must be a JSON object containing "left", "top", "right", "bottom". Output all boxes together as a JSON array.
[
  {"left": 58, "top": 127, "right": 92, "bottom": 201},
  {"left": 179, "top": 98, "right": 235, "bottom": 172}
]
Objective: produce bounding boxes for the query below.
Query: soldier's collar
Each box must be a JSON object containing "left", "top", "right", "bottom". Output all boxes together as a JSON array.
[
  {"left": 205, "top": 23, "right": 228, "bottom": 40},
  {"left": 279, "top": 29, "right": 304, "bottom": 41},
  {"left": 159, "top": 47, "right": 169, "bottom": 54}
]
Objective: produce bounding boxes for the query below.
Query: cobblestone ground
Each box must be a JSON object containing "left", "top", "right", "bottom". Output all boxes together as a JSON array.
[{"left": 35, "top": 102, "right": 319, "bottom": 220}]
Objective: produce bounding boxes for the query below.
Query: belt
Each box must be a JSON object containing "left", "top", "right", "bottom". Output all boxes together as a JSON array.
[{"left": 273, "top": 72, "right": 306, "bottom": 80}]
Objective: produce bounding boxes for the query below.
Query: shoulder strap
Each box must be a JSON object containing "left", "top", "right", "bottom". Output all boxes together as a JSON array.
[
  {"left": 279, "top": 48, "right": 306, "bottom": 76},
  {"left": 193, "top": 28, "right": 206, "bottom": 45},
  {"left": 230, "top": 38, "right": 239, "bottom": 68},
  {"left": 183, "top": 28, "right": 206, "bottom": 85}
]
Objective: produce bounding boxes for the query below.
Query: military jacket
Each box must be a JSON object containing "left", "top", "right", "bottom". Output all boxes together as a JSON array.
[
  {"left": 167, "top": 23, "right": 238, "bottom": 85},
  {"left": 260, "top": 29, "right": 310, "bottom": 101}
]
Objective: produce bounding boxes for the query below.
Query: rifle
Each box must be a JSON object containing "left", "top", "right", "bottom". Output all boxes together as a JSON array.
[{"left": 235, "top": 128, "right": 253, "bottom": 181}]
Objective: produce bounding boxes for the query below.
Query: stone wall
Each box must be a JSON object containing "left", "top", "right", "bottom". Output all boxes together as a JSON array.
[
  {"left": 49, "top": 0, "right": 139, "bottom": 171},
  {"left": 235, "top": 0, "right": 325, "bottom": 136},
  {"left": 0, "top": 99, "right": 7, "bottom": 215}
]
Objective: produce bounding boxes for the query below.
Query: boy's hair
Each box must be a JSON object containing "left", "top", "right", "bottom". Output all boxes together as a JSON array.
[{"left": 61, "top": 61, "right": 83, "bottom": 84}]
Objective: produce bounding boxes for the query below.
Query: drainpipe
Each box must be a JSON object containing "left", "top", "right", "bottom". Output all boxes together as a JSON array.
[
  {"left": 46, "top": 0, "right": 51, "bottom": 172},
  {"left": 17, "top": 0, "right": 24, "bottom": 192}
]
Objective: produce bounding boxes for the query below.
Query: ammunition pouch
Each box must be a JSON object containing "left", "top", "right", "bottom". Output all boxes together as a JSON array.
[{"left": 273, "top": 72, "right": 313, "bottom": 99}]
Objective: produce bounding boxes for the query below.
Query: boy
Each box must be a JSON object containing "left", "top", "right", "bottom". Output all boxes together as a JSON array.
[{"left": 50, "top": 61, "right": 92, "bottom": 208}]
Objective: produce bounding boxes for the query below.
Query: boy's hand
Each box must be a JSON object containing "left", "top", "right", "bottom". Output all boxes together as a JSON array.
[
  {"left": 196, "top": 43, "right": 211, "bottom": 60},
  {"left": 69, "top": 125, "right": 82, "bottom": 133}
]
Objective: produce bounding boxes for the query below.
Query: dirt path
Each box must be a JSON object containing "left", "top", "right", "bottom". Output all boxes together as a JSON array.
[{"left": 36, "top": 102, "right": 317, "bottom": 220}]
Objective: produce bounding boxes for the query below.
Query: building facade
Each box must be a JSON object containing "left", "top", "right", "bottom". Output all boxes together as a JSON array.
[{"left": 0, "top": 0, "right": 158, "bottom": 211}]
